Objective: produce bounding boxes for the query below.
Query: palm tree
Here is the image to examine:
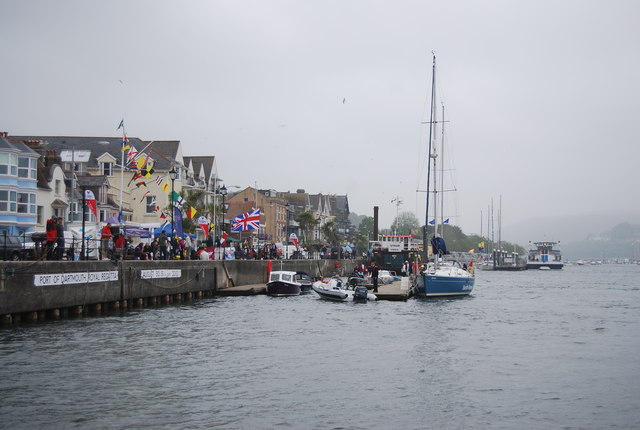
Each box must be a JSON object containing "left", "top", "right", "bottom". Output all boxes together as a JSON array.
[
  {"left": 322, "top": 220, "right": 340, "bottom": 246},
  {"left": 295, "top": 212, "right": 318, "bottom": 244}
]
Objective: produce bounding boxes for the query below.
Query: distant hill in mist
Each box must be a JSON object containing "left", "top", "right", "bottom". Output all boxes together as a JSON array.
[{"left": 502, "top": 211, "right": 640, "bottom": 260}]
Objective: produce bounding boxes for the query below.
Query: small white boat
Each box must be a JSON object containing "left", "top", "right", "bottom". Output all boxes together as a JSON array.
[{"left": 312, "top": 278, "right": 377, "bottom": 302}]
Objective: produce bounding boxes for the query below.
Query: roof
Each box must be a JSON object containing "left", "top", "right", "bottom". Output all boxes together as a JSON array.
[
  {"left": 184, "top": 156, "right": 216, "bottom": 180},
  {"left": 8, "top": 135, "right": 182, "bottom": 172},
  {"left": 0, "top": 137, "right": 39, "bottom": 155}
]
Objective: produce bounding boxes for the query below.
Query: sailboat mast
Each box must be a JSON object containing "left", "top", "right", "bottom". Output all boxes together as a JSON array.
[
  {"left": 440, "top": 103, "right": 445, "bottom": 238},
  {"left": 423, "top": 53, "right": 437, "bottom": 262}
]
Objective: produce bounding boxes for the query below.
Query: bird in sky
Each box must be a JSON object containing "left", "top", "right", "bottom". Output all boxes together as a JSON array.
[{"left": 342, "top": 98, "right": 346, "bottom": 104}]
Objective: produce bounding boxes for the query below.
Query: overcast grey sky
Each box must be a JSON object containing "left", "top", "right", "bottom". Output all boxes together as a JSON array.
[{"left": 2, "top": 0, "right": 639, "bottom": 234}]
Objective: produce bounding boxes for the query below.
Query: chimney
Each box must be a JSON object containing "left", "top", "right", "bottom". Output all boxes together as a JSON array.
[{"left": 373, "top": 206, "right": 379, "bottom": 241}]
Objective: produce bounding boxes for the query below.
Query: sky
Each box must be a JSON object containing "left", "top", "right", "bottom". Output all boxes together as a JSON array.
[{"left": 1, "top": 0, "right": 639, "bottom": 236}]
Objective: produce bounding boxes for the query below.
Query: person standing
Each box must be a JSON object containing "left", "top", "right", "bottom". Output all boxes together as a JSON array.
[
  {"left": 115, "top": 234, "right": 127, "bottom": 260},
  {"left": 45, "top": 216, "right": 57, "bottom": 260},
  {"left": 100, "top": 222, "right": 113, "bottom": 260},
  {"left": 370, "top": 262, "right": 379, "bottom": 293},
  {"left": 158, "top": 231, "right": 168, "bottom": 260},
  {"left": 55, "top": 217, "right": 65, "bottom": 260}
]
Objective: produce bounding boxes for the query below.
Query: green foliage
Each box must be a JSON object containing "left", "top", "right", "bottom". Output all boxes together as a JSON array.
[
  {"left": 295, "top": 212, "right": 318, "bottom": 244},
  {"left": 391, "top": 212, "right": 420, "bottom": 235},
  {"left": 322, "top": 221, "right": 340, "bottom": 246}
]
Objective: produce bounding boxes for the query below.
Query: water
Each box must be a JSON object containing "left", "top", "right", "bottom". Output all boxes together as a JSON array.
[{"left": 1, "top": 265, "right": 639, "bottom": 429}]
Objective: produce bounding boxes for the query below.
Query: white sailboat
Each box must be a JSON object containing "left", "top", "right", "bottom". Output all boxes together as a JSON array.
[{"left": 414, "top": 54, "right": 475, "bottom": 297}]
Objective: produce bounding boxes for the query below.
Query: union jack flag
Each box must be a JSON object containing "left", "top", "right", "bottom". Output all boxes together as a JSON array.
[{"left": 232, "top": 208, "right": 261, "bottom": 232}]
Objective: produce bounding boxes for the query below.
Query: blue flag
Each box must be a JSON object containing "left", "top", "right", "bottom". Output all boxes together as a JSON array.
[
  {"left": 428, "top": 219, "right": 435, "bottom": 225},
  {"left": 443, "top": 218, "right": 450, "bottom": 224},
  {"left": 173, "top": 206, "right": 183, "bottom": 238}
]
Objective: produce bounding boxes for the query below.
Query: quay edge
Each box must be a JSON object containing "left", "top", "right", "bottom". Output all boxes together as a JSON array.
[{"left": 0, "top": 259, "right": 361, "bottom": 324}]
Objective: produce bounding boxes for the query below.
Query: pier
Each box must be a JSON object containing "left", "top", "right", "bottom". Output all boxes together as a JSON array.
[{"left": 0, "top": 258, "right": 372, "bottom": 324}]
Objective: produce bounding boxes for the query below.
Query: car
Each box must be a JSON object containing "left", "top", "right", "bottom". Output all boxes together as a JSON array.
[{"left": 0, "top": 234, "right": 37, "bottom": 261}]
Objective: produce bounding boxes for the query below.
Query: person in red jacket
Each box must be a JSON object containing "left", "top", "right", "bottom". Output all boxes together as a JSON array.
[
  {"left": 100, "top": 222, "right": 113, "bottom": 260},
  {"left": 45, "top": 216, "right": 58, "bottom": 260},
  {"left": 115, "top": 234, "right": 127, "bottom": 260}
]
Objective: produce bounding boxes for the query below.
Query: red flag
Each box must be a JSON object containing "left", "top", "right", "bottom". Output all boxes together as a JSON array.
[
  {"left": 196, "top": 216, "right": 209, "bottom": 237},
  {"left": 289, "top": 232, "right": 299, "bottom": 250},
  {"left": 221, "top": 231, "right": 228, "bottom": 245},
  {"left": 85, "top": 190, "right": 98, "bottom": 218}
]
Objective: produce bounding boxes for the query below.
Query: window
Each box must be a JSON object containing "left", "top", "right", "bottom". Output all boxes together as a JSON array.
[
  {"left": 17, "top": 193, "right": 36, "bottom": 214},
  {"left": 146, "top": 195, "right": 157, "bottom": 214},
  {"left": 0, "top": 190, "right": 9, "bottom": 211},
  {"left": 0, "top": 153, "right": 18, "bottom": 176},
  {"left": 18, "top": 157, "right": 37, "bottom": 179},
  {"left": 99, "top": 209, "right": 108, "bottom": 222},
  {"left": 0, "top": 190, "right": 18, "bottom": 212},
  {"left": 101, "top": 162, "right": 113, "bottom": 176},
  {"left": 37, "top": 206, "right": 43, "bottom": 224},
  {"left": 55, "top": 179, "right": 61, "bottom": 196}
]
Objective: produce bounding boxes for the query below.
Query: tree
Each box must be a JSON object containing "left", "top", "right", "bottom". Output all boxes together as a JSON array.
[
  {"left": 322, "top": 220, "right": 340, "bottom": 246},
  {"left": 295, "top": 212, "right": 318, "bottom": 244},
  {"left": 391, "top": 212, "right": 420, "bottom": 235},
  {"left": 357, "top": 216, "right": 374, "bottom": 240}
]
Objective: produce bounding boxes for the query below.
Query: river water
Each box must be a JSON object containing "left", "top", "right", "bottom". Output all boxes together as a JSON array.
[{"left": 1, "top": 264, "right": 639, "bottom": 429}]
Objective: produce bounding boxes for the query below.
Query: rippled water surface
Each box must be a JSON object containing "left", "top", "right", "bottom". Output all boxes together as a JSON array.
[{"left": 1, "top": 265, "right": 639, "bottom": 429}]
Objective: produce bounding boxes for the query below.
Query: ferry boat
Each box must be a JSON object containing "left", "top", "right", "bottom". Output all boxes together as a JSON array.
[{"left": 526, "top": 240, "right": 564, "bottom": 270}]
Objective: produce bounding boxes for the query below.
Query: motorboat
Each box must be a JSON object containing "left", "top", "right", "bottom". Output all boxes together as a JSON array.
[
  {"left": 266, "top": 271, "right": 313, "bottom": 297},
  {"left": 312, "top": 277, "right": 377, "bottom": 302}
]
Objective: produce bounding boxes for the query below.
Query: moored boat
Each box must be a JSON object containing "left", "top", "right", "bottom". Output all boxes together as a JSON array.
[
  {"left": 414, "top": 53, "right": 475, "bottom": 298},
  {"left": 526, "top": 241, "right": 563, "bottom": 270},
  {"left": 312, "top": 277, "right": 377, "bottom": 302},
  {"left": 266, "top": 271, "right": 313, "bottom": 297}
]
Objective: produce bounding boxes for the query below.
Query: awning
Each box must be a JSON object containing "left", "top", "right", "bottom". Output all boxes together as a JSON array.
[{"left": 51, "top": 199, "right": 69, "bottom": 208}]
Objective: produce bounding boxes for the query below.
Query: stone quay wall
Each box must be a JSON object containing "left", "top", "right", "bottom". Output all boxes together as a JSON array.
[{"left": 0, "top": 259, "right": 360, "bottom": 322}]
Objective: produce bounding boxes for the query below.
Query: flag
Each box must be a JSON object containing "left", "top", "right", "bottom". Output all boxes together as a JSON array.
[
  {"left": 187, "top": 206, "right": 197, "bottom": 219},
  {"left": 171, "top": 191, "right": 184, "bottom": 207},
  {"left": 118, "top": 208, "right": 123, "bottom": 223},
  {"left": 428, "top": 219, "right": 435, "bottom": 225},
  {"left": 232, "top": 208, "right": 261, "bottom": 232},
  {"left": 84, "top": 190, "right": 98, "bottom": 218},
  {"left": 221, "top": 231, "right": 228, "bottom": 245},
  {"left": 135, "top": 180, "right": 147, "bottom": 188},
  {"left": 121, "top": 134, "right": 130, "bottom": 151},
  {"left": 443, "top": 218, "right": 450, "bottom": 224},
  {"left": 155, "top": 175, "right": 164, "bottom": 186},
  {"left": 117, "top": 119, "right": 124, "bottom": 130},
  {"left": 289, "top": 232, "right": 299, "bottom": 250},
  {"left": 197, "top": 216, "right": 210, "bottom": 237},
  {"left": 162, "top": 183, "right": 170, "bottom": 192},
  {"left": 139, "top": 190, "right": 151, "bottom": 201},
  {"left": 126, "top": 146, "right": 138, "bottom": 167},
  {"left": 160, "top": 211, "right": 167, "bottom": 219},
  {"left": 173, "top": 206, "right": 183, "bottom": 237}
]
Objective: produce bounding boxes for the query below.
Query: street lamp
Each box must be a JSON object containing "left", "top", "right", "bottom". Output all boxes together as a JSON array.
[
  {"left": 220, "top": 185, "right": 227, "bottom": 237},
  {"left": 286, "top": 203, "right": 292, "bottom": 242},
  {"left": 169, "top": 167, "right": 177, "bottom": 239}
]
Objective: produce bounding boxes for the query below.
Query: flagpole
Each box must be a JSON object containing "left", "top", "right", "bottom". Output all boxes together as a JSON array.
[
  {"left": 118, "top": 120, "right": 126, "bottom": 234},
  {"left": 81, "top": 189, "right": 86, "bottom": 260}
]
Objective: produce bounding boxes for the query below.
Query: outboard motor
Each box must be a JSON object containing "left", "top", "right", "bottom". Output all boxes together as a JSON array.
[{"left": 353, "top": 286, "right": 369, "bottom": 301}]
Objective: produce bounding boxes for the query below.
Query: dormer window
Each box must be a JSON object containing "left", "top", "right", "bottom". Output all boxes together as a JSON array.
[{"left": 101, "top": 162, "right": 113, "bottom": 176}]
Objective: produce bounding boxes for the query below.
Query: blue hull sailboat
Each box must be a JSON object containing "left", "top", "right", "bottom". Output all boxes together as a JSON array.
[{"left": 415, "top": 54, "right": 475, "bottom": 298}]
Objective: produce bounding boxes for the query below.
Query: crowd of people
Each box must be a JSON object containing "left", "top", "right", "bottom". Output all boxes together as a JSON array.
[{"left": 37, "top": 220, "right": 361, "bottom": 263}]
